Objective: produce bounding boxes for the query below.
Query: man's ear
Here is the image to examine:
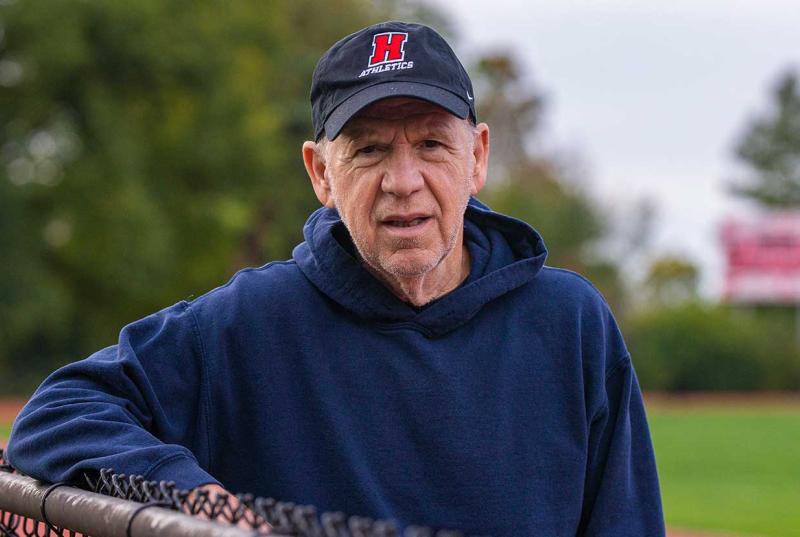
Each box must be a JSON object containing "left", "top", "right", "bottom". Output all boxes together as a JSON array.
[
  {"left": 302, "top": 141, "right": 336, "bottom": 208},
  {"left": 470, "top": 123, "right": 490, "bottom": 196}
]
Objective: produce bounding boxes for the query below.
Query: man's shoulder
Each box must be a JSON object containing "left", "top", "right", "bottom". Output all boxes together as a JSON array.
[
  {"left": 187, "top": 260, "right": 311, "bottom": 318},
  {"left": 532, "top": 265, "right": 630, "bottom": 377},
  {"left": 530, "top": 265, "right": 612, "bottom": 311}
]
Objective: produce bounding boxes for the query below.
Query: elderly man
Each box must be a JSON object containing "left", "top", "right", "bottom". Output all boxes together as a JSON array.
[{"left": 8, "top": 21, "right": 665, "bottom": 536}]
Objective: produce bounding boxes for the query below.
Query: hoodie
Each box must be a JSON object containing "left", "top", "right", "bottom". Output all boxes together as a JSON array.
[{"left": 7, "top": 198, "right": 665, "bottom": 536}]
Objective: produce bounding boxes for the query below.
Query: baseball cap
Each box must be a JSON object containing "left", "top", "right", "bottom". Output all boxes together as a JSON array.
[{"left": 310, "top": 21, "right": 477, "bottom": 141}]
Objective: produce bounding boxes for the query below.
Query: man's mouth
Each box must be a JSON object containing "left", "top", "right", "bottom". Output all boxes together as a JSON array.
[{"left": 385, "top": 217, "right": 430, "bottom": 228}]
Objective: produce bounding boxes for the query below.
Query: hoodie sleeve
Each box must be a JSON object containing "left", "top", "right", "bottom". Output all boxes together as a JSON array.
[
  {"left": 6, "top": 301, "right": 220, "bottom": 490},
  {"left": 577, "top": 354, "right": 666, "bottom": 536}
]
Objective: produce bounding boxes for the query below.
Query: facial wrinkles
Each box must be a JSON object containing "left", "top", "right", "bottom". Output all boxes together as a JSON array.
[
  {"left": 374, "top": 124, "right": 456, "bottom": 219},
  {"left": 323, "top": 104, "right": 476, "bottom": 282},
  {"left": 337, "top": 114, "right": 472, "bottom": 207},
  {"left": 320, "top": 109, "right": 475, "bottom": 168}
]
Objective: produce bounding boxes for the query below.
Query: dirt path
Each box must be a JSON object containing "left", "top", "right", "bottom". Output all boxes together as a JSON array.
[
  {"left": 0, "top": 400, "right": 25, "bottom": 422},
  {"left": 668, "top": 530, "right": 752, "bottom": 537},
  {"left": 645, "top": 391, "right": 800, "bottom": 409},
  {"left": 0, "top": 399, "right": 25, "bottom": 424}
]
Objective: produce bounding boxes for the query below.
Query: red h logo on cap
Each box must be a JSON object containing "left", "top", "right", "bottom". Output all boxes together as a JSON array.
[{"left": 368, "top": 32, "right": 408, "bottom": 66}]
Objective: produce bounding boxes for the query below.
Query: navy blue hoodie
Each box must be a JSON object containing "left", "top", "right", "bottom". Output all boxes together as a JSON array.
[{"left": 8, "top": 199, "right": 664, "bottom": 536}]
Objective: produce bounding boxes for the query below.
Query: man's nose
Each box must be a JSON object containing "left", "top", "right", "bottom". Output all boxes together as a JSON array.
[{"left": 380, "top": 145, "right": 424, "bottom": 197}]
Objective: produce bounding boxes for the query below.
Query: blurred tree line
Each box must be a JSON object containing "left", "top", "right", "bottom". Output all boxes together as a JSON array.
[
  {"left": 730, "top": 70, "right": 800, "bottom": 206},
  {"left": 625, "top": 69, "right": 800, "bottom": 392},
  {"left": 0, "top": 1, "right": 798, "bottom": 394},
  {"left": 0, "top": 0, "right": 387, "bottom": 392}
]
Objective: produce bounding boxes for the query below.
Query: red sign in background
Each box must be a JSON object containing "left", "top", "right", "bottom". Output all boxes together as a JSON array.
[{"left": 721, "top": 212, "right": 800, "bottom": 304}]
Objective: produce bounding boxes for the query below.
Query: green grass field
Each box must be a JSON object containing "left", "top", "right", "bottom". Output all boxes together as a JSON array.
[
  {"left": 649, "top": 403, "right": 800, "bottom": 537},
  {"left": 0, "top": 423, "right": 10, "bottom": 446}
]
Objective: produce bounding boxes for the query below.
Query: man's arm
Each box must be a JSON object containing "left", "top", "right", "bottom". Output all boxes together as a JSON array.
[
  {"left": 578, "top": 355, "right": 666, "bottom": 536},
  {"left": 6, "top": 301, "right": 220, "bottom": 491}
]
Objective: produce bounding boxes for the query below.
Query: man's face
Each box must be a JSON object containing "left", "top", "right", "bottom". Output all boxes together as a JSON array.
[{"left": 307, "top": 98, "right": 489, "bottom": 280}]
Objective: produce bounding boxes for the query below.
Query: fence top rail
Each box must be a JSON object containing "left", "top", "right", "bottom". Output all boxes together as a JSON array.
[{"left": 0, "top": 471, "right": 259, "bottom": 537}]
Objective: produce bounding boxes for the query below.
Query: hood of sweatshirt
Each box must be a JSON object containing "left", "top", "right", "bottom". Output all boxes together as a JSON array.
[{"left": 292, "top": 197, "right": 547, "bottom": 337}]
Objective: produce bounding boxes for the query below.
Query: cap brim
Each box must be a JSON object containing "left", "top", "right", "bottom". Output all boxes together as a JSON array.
[{"left": 323, "top": 81, "right": 470, "bottom": 140}]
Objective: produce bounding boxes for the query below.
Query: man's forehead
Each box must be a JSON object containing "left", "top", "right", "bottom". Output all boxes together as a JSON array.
[{"left": 341, "top": 97, "right": 460, "bottom": 138}]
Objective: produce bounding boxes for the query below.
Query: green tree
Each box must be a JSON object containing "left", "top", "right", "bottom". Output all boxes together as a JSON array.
[
  {"left": 0, "top": 2, "right": 627, "bottom": 393},
  {"left": 627, "top": 302, "right": 800, "bottom": 391},
  {"left": 726, "top": 68, "right": 800, "bottom": 364},
  {"left": 472, "top": 54, "right": 545, "bottom": 179},
  {"left": 0, "top": 0, "right": 387, "bottom": 393},
  {"left": 474, "top": 53, "right": 624, "bottom": 310},
  {"left": 731, "top": 69, "right": 800, "bottom": 206},
  {"left": 642, "top": 255, "right": 699, "bottom": 306}
]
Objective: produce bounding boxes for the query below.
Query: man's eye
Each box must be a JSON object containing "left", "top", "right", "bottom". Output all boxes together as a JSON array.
[
  {"left": 422, "top": 140, "right": 442, "bottom": 149},
  {"left": 356, "top": 145, "right": 377, "bottom": 155}
]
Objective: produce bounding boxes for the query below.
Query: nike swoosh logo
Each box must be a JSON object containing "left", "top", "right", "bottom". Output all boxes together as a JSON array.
[{"left": 466, "top": 91, "right": 473, "bottom": 101}]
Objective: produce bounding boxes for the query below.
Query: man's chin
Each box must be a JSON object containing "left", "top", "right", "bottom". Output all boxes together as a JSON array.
[{"left": 377, "top": 251, "right": 439, "bottom": 279}]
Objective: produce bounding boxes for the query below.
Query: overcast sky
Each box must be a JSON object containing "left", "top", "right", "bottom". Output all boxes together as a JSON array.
[{"left": 429, "top": 0, "right": 799, "bottom": 297}]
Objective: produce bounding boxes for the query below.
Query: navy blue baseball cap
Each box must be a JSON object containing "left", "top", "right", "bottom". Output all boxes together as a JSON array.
[{"left": 310, "top": 21, "right": 477, "bottom": 141}]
